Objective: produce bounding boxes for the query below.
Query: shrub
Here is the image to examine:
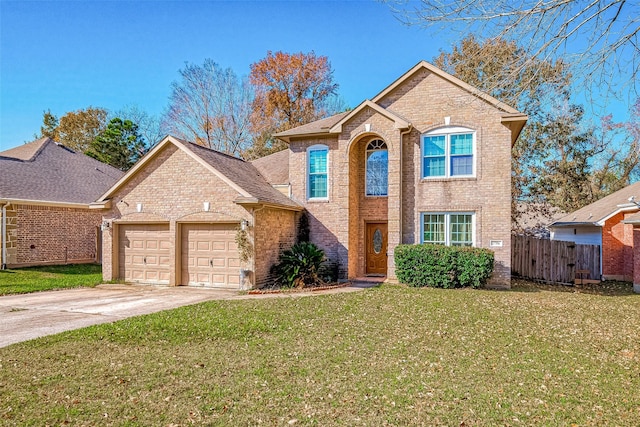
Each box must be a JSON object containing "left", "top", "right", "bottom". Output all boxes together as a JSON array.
[
  {"left": 271, "top": 242, "right": 326, "bottom": 288},
  {"left": 395, "top": 244, "right": 494, "bottom": 289}
]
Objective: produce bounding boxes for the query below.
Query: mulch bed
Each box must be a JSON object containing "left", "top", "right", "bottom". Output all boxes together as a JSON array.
[{"left": 247, "top": 282, "right": 350, "bottom": 295}]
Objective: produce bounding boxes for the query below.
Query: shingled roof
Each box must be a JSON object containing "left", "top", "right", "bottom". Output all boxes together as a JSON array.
[
  {"left": 96, "top": 136, "right": 300, "bottom": 210},
  {"left": 0, "top": 138, "right": 124, "bottom": 205},
  {"left": 551, "top": 181, "right": 640, "bottom": 226},
  {"left": 250, "top": 149, "right": 289, "bottom": 185},
  {"left": 273, "top": 61, "right": 527, "bottom": 145}
]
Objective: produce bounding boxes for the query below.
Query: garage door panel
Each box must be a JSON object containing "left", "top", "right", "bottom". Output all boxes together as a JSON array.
[
  {"left": 119, "top": 224, "right": 171, "bottom": 285},
  {"left": 181, "top": 223, "right": 241, "bottom": 288}
]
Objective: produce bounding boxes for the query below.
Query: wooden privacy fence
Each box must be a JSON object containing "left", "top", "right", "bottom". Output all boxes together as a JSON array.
[{"left": 511, "top": 235, "right": 600, "bottom": 284}]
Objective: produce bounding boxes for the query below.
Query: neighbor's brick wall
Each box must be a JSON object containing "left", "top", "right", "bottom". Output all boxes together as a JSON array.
[
  {"left": 8, "top": 204, "right": 101, "bottom": 267},
  {"left": 633, "top": 228, "right": 640, "bottom": 287},
  {"left": 602, "top": 211, "right": 634, "bottom": 281},
  {"left": 289, "top": 67, "right": 513, "bottom": 286},
  {"left": 101, "top": 144, "right": 253, "bottom": 285},
  {"left": 253, "top": 207, "right": 297, "bottom": 288}
]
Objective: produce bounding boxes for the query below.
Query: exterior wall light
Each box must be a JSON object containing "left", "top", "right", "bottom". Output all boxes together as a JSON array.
[{"left": 241, "top": 219, "right": 249, "bottom": 231}]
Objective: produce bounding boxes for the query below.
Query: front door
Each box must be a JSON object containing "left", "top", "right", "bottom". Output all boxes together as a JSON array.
[{"left": 366, "top": 222, "right": 387, "bottom": 275}]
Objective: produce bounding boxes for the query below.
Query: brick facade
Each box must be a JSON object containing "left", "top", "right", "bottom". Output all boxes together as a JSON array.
[
  {"left": 602, "top": 211, "right": 635, "bottom": 281},
  {"left": 100, "top": 143, "right": 297, "bottom": 288},
  {"left": 288, "top": 68, "right": 513, "bottom": 287},
  {"left": 4, "top": 204, "right": 101, "bottom": 268}
]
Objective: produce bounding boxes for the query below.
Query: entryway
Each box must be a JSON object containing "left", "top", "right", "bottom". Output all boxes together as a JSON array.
[{"left": 365, "top": 222, "right": 387, "bottom": 275}]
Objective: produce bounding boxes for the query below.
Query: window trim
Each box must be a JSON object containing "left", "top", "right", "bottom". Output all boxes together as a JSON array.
[
  {"left": 307, "top": 144, "right": 329, "bottom": 201},
  {"left": 421, "top": 126, "right": 476, "bottom": 179},
  {"left": 365, "top": 139, "right": 388, "bottom": 197},
  {"left": 420, "top": 212, "right": 476, "bottom": 246}
]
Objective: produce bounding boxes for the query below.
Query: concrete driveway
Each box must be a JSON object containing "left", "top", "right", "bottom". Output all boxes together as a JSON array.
[
  {"left": 0, "top": 282, "right": 370, "bottom": 348},
  {"left": 0, "top": 284, "right": 244, "bottom": 348}
]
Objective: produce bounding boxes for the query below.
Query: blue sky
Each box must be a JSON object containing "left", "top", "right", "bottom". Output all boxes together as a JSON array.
[{"left": 0, "top": 0, "right": 632, "bottom": 151}]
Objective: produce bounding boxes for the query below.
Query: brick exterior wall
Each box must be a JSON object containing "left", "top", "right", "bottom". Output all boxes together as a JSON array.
[
  {"left": 289, "top": 68, "right": 513, "bottom": 287},
  {"left": 602, "top": 211, "right": 635, "bottom": 281},
  {"left": 4, "top": 204, "right": 101, "bottom": 267},
  {"left": 253, "top": 207, "right": 298, "bottom": 288},
  {"left": 633, "top": 228, "right": 640, "bottom": 293},
  {"left": 100, "top": 143, "right": 297, "bottom": 288}
]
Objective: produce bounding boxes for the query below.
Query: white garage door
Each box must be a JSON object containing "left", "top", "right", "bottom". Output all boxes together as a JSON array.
[
  {"left": 118, "top": 224, "right": 171, "bottom": 285},
  {"left": 181, "top": 223, "right": 240, "bottom": 288}
]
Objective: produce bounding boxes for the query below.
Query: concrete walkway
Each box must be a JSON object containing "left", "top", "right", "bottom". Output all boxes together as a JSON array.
[{"left": 0, "top": 282, "right": 377, "bottom": 348}]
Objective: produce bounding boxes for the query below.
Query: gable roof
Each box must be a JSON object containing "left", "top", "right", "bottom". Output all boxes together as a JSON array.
[
  {"left": 0, "top": 138, "right": 124, "bottom": 206},
  {"left": 95, "top": 136, "right": 300, "bottom": 210},
  {"left": 551, "top": 181, "right": 640, "bottom": 227},
  {"left": 274, "top": 60, "right": 527, "bottom": 144},
  {"left": 251, "top": 149, "right": 290, "bottom": 185},
  {"left": 329, "top": 100, "right": 410, "bottom": 134}
]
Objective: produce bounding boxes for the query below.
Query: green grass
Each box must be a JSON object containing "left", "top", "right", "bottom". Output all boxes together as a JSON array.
[
  {"left": 1, "top": 282, "right": 639, "bottom": 426},
  {"left": 0, "top": 264, "right": 102, "bottom": 295}
]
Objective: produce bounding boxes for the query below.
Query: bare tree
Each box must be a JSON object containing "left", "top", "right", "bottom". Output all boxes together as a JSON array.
[
  {"left": 114, "top": 105, "right": 164, "bottom": 148},
  {"left": 163, "top": 59, "right": 253, "bottom": 156},
  {"left": 388, "top": 0, "right": 640, "bottom": 96}
]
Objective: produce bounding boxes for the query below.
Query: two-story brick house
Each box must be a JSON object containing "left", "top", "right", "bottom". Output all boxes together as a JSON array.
[{"left": 97, "top": 61, "right": 526, "bottom": 288}]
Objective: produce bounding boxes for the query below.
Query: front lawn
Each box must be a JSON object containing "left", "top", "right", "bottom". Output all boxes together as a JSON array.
[
  {"left": 0, "top": 264, "right": 102, "bottom": 295},
  {"left": 1, "top": 283, "right": 638, "bottom": 425}
]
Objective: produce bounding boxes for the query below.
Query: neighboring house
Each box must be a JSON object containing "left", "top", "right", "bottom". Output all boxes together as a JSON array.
[
  {"left": 96, "top": 61, "right": 526, "bottom": 289},
  {"left": 550, "top": 181, "right": 640, "bottom": 284},
  {"left": 0, "top": 138, "right": 124, "bottom": 268}
]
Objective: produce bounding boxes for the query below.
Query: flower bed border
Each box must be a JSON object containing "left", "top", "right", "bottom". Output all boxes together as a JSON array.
[{"left": 247, "top": 282, "right": 350, "bottom": 295}]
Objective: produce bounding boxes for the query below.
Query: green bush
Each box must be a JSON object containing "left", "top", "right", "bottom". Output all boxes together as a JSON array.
[
  {"left": 271, "top": 242, "right": 326, "bottom": 288},
  {"left": 395, "top": 244, "right": 494, "bottom": 289}
]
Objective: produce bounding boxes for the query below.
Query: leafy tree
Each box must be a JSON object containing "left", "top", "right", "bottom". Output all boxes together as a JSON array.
[
  {"left": 39, "top": 109, "right": 59, "bottom": 141},
  {"left": 86, "top": 118, "right": 147, "bottom": 171},
  {"left": 388, "top": 0, "right": 640, "bottom": 96},
  {"left": 529, "top": 105, "right": 600, "bottom": 212},
  {"left": 55, "top": 107, "right": 108, "bottom": 152},
  {"left": 433, "top": 36, "right": 571, "bottom": 229},
  {"left": 246, "top": 51, "right": 341, "bottom": 159},
  {"left": 163, "top": 59, "right": 253, "bottom": 156},
  {"left": 591, "top": 99, "right": 640, "bottom": 196}
]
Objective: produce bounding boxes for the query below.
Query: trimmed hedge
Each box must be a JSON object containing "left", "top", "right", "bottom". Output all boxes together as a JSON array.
[{"left": 395, "top": 244, "right": 494, "bottom": 289}]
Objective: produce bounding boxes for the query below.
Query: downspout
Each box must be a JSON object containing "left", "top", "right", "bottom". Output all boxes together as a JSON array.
[{"left": 1, "top": 202, "right": 8, "bottom": 270}]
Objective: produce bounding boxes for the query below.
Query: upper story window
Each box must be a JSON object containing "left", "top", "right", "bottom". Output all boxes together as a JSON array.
[
  {"left": 308, "top": 145, "right": 328, "bottom": 199},
  {"left": 422, "top": 127, "right": 475, "bottom": 178},
  {"left": 366, "top": 139, "right": 388, "bottom": 196}
]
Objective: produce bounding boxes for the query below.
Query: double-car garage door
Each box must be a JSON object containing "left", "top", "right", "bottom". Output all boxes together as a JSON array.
[{"left": 118, "top": 223, "right": 240, "bottom": 288}]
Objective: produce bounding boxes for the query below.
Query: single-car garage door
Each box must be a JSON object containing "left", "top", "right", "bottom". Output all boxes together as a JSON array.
[
  {"left": 118, "top": 224, "right": 171, "bottom": 284},
  {"left": 181, "top": 223, "right": 240, "bottom": 288}
]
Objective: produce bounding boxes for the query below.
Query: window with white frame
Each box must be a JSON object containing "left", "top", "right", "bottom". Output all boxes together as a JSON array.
[
  {"left": 365, "top": 139, "right": 388, "bottom": 196},
  {"left": 308, "top": 145, "right": 328, "bottom": 199},
  {"left": 421, "top": 212, "right": 474, "bottom": 246},
  {"left": 422, "top": 127, "right": 475, "bottom": 178}
]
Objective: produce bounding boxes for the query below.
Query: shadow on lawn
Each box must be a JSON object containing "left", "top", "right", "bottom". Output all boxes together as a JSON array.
[{"left": 510, "top": 278, "right": 636, "bottom": 297}]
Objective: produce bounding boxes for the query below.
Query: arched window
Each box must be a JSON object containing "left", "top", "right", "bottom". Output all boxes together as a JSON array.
[{"left": 366, "top": 139, "right": 388, "bottom": 196}]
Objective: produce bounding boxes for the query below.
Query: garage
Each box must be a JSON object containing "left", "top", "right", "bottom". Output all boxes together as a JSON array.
[
  {"left": 181, "top": 223, "right": 241, "bottom": 288},
  {"left": 118, "top": 224, "right": 171, "bottom": 284}
]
